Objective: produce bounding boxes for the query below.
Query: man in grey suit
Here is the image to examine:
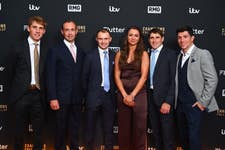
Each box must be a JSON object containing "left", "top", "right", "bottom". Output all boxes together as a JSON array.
[{"left": 175, "top": 25, "right": 218, "bottom": 150}]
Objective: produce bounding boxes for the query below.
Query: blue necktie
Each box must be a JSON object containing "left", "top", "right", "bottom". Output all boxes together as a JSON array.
[
  {"left": 150, "top": 50, "right": 157, "bottom": 88},
  {"left": 103, "top": 51, "right": 110, "bottom": 92}
]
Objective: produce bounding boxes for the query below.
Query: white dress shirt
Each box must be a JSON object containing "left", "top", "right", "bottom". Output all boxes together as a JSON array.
[
  {"left": 150, "top": 44, "right": 163, "bottom": 89},
  {"left": 28, "top": 36, "right": 40, "bottom": 85},
  {"left": 180, "top": 44, "right": 195, "bottom": 67},
  {"left": 98, "top": 47, "right": 109, "bottom": 87},
  {"left": 64, "top": 39, "right": 77, "bottom": 61}
]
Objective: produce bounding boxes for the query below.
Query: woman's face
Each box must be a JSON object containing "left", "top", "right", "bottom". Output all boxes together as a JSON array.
[{"left": 127, "top": 29, "right": 140, "bottom": 46}]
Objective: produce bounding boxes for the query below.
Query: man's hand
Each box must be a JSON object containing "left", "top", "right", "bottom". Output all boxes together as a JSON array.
[
  {"left": 50, "top": 99, "right": 60, "bottom": 110},
  {"left": 192, "top": 101, "right": 205, "bottom": 111},
  {"left": 160, "top": 102, "right": 171, "bottom": 114}
]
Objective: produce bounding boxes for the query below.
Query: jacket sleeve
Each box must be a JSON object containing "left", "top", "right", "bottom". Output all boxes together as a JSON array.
[
  {"left": 165, "top": 51, "right": 177, "bottom": 105},
  {"left": 198, "top": 50, "right": 218, "bottom": 107},
  {"left": 46, "top": 48, "right": 57, "bottom": 101}
]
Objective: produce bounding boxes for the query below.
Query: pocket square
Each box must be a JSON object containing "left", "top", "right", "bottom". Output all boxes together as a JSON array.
[{"left": 191, "top": 59, "right": 196, "bottom": 63}]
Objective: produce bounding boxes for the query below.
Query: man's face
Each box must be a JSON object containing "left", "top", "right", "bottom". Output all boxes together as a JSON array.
[
  {"left": 27, "top": 21, "right": 46, "bottom": 42},
  {"left": 96, "top": 31, "right": 112, "bottom": 50},
  {"left": 177, "top": 31, "right": 194, "bottom": 52},
  {"left": 149, "top": 33, "right": 164, "bottom": 50},
  {"left": 61, "top": 22, "right": 78, "bottom": 43}
]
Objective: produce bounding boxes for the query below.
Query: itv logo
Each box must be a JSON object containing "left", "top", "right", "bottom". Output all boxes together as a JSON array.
[
  {"left": 109, "top": 6, "right": 120, "bottom": 13},
  {"left": 189, "top": 7, "right": 200, "bottom": 14},
  {"left": 29, "top": 4, "right": 40, "bottom": 11}
]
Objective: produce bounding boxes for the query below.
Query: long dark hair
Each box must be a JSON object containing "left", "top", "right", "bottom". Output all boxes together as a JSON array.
[{"left": 119, "top": 26, "right": 145, "bottom": 69}]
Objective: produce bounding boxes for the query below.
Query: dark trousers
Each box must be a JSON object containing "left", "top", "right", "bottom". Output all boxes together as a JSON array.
[
  {"left": 117, "top": 91, "right": 147, "bottom": 150},
  {"left": 85, "top": 89, "right": 115, "bottom": 150},
  {"left": 148, "top": 90, "right": 175, "bottom": 150},
  {"left": 54, "top": 104, "right": 81, "bottom": 150},
  {"left": 176, "top": 102, "right": 203, "bottom": 150},
  {"left": 14, "top": 90, "right": 43, "bottom": 150}
]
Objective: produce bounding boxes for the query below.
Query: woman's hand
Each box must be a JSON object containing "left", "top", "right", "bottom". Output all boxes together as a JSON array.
[{"left": 123, "top": 94, "right": 135, "bottom": 107}]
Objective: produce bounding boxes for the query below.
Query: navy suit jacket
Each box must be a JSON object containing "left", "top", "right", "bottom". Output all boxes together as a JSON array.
[
  {"left": 46, "top": 41, "right": 85, "bottom": 105},
  {"left": 9, "top": 39, "right": 48, "bottom": 105},
  {"left": 149, "top": 46, "right": 177, "bottom": 106},
  {"left": 82, "top": 48, "right": 116, "bottom": 108}
]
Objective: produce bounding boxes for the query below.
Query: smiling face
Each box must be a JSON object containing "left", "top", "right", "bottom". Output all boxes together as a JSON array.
[
  {"left": 149, "top": 32, "right": 164, "bottom": 49},
  {"left": 61, "top": 21, "right": 78, "bottom": 43},
  {"left": 177, "top": 31, "right": 194, "bottom": 53},
  {"left": 96, "top": 31, "right": 112, "bottom": 50},
  {"left": 27, "top": 21, "right": 46, "bottom": 42},
  {"left": 127, "top": 28, "right": 140, "bottom": 46}
]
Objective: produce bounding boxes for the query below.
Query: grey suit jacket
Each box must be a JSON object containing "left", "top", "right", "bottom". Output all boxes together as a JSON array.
[{"left": 175, "top": 45, "right": 218, "bottom": 112}]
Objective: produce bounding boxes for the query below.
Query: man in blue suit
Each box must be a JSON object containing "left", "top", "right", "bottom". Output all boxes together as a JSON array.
[
  {"left": 46, "top": 20, "right": 85, "bottom": 150},
  {"left": 147, "top": 28, "right": 177, "bottom": 150},
  {"left": 82, "top": 29, "right": 116, "bottom": 150}
]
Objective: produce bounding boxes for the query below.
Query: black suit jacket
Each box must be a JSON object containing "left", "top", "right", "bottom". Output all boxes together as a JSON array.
[
  {"left": 149, "top": 46, "right": 177, "bottom": 106},
  {"left": 46, "top": 41, "right": 85, "bottom": 105},
  {"left": 82, "top": 48, "right": 116, "bottom": 108},
  {"left": 9, "top": 39, "right": 48, "bottom": 105}
]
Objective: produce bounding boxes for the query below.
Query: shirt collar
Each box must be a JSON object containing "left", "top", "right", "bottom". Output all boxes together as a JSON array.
[
  {"left": 28, "top": 36, "right": 40, "bottom": 45},
  {"left": 151, "top": 44, "right": 163, "bottom": 53},
  {"left": 98, "top": 47, "right": 109, "bottom": 54},
  {"left": 64, "top": 39, "right": 75, "bottom": 48},
  {"left": 180, "top": 44, "right": 195, "bottom": 56}
]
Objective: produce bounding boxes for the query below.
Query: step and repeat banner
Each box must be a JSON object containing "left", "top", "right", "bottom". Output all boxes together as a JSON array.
[{"left": 0, "top": 0, "right": 225, "bottom": 149}]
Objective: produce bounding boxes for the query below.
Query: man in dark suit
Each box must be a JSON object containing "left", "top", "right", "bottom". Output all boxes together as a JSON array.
[
  {"left": 147, "top": 28, "right": 176, "bottom": 150},
  {"left": 46, "top": 20, "right": 85, "bottom": 150},
  {"left": 82, "top": 29, "right": 116, "bottom": 150},
  {"left": 175, "top": 26, "right": 218, "bottom": 150},
  {"left": 9, "top": 16, "right": 48, "bottom": 150}
]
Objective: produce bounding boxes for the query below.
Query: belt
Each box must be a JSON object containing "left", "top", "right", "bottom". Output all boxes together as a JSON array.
[
  {"left": 28, "top": 84, "right": 39, "bottom": 90},
  {"left": 148, "top": 88, "right": 154, "bottom": 94}
]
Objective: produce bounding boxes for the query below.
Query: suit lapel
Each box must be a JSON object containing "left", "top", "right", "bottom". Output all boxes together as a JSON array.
[
  {"left": 109, "top": 50, "right": 114, "bottom": 75},
  {"left": 95, "top": 48, "right": 102, "bottom": 74},
  {"left": 39, "top": 42, "right": 47, "bottom": 76},
  {"left": 153, "top": 47, "right": 166, "bottom": 75},
  {"left": 61, "top": 41, "right": 75, "bottom": 63},
  {"left": 76, "top": 47, "right": 81, "bottom": 63},
  {"left": 24, "top": 41, "right": 31, "bottom": 73},
  {"left": 189, "top": 46, "right": 197, "bottom": 64},
  {"left": 187, "top": 46, "right": 198, "bottom": 77}
]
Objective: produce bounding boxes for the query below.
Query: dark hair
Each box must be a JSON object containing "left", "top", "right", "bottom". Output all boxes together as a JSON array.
[
  {"left": 96, "top": 28, "right": 112, "bottom": 38},
  {"left": 176, "top": 25, "right": 193, "bottom": 36},
  {"left": 119, "top": 26, "right": 145, "bottom": 69},
  {"left": 28, "top": 16, "right": 47, "bottom": 28},
  {"left": 61, "top": 20, "right": 77, "bottom": 30},
  {"left": 148, "top": 28, "right": 164, "bottom": 38}
]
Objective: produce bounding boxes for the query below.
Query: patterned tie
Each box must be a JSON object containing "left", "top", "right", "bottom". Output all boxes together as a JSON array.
[
  {"left": 103, "top": 51, "right": 110, "bottom": 92},
  {"left": 150, "top": 50, "right": 157, "bottom": 88},
  {"left": 70, "top": 44, "right": 76, "bottom": 62},
  {"left": 34, "top": 43, "right": 40, "bottom": 89}
]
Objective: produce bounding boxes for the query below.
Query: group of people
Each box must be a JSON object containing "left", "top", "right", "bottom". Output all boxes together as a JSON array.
[{"left": 9, "top": 15, "right": 218, "bottom": 150}]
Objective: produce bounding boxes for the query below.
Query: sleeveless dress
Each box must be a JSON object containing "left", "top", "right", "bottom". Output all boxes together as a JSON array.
[{"left": 117, "top": 61, "right": 147, "bottom": 150}]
